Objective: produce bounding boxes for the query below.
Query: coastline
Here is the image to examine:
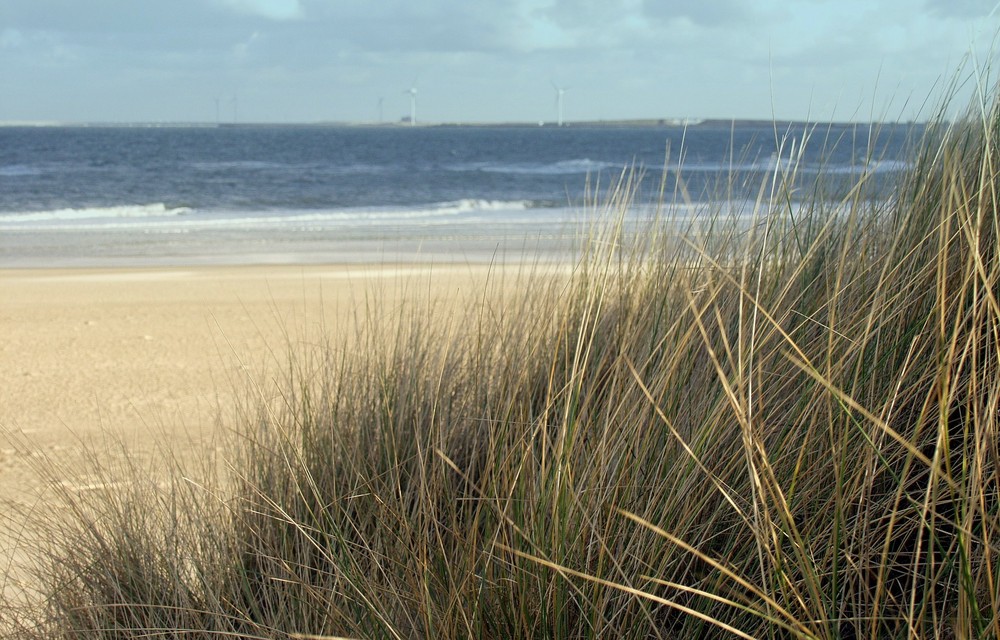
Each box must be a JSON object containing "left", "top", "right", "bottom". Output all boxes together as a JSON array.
[{"left": 0, "top": 226, "right": 586, "bottom": 270}]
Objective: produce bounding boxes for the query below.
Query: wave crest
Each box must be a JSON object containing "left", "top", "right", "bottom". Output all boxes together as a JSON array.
[
  {"left": 447, "top": 159, "right": 618, "bottom": 175},
  {"left": 1, "top": 203, "right": 191, "bottom": 223}
]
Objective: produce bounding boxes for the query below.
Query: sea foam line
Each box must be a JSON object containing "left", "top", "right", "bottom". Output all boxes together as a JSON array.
[
  {"left": 0, "top": 199, "right": 539, "bottom": 231},
  {"left": 0, "top": 203, "right": 191, "bottom": 223}
]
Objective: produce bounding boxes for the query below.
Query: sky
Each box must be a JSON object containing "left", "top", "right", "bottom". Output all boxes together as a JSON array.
[{"left": 2, "top": 0, "right": 1000, "bottom": 124}]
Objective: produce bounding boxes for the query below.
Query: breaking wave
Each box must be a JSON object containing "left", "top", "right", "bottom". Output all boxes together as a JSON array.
[
  {"left": 0, "top": 203, "right": 191, "bottom": 223},
  {"left": 0, "top": 200, "right": 539, "bottom": 231}
]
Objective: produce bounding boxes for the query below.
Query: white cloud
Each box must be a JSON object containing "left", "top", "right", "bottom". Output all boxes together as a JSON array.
[
  {"left": 0, "top": 28, "right": 80, "bottom": 65},
  {"left": 218, "top": 0, "right": 304, "bottom": 20},
  {"left": 233, "top": 30, "right": 261, "bottom": 58},
  {"left": 0, "top": 29, "right": 25, "bottom": 49}
]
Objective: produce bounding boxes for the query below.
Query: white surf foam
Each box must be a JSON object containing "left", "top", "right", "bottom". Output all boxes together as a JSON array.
[
  {"left": 0, "top": 203, "right": 191, "bottom": 224},
  {"left": 0, "top": 165, "right": 43, "bottom": 177},
  {"left": 448, "top": 159, "right": 619, "bottom": 175},
  {"left": 0, "top": 200, "right": 535, "bottom": 231}
]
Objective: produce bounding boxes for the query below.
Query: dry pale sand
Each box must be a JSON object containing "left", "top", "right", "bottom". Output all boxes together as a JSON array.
[{"left": 0, "top": 262, "right": 537, "bottom": 599}]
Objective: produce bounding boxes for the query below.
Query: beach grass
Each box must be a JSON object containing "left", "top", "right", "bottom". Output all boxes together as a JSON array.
[{"left": 5, "top": 87, "right": 1000, "bottom": 638}]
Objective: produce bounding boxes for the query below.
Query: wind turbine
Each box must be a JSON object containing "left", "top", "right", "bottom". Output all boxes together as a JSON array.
[
  {"left": 404, "top": 84, "right": 418, "bottom": 126},
  {"left": 552, "top": 82, "right": 569, "bottom": 127},
  {"left": 377, "top": 96, "right": 384, "bottom": 124}
]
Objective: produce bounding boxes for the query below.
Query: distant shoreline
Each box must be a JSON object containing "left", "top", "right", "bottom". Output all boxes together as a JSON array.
[{"left": 0, "top": 117, "right": 926, "bottom": 129}]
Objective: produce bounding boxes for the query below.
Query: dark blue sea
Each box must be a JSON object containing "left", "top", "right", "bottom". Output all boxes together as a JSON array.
[{"left": 0, "top": 122, "right": 920, "bottom": 267}]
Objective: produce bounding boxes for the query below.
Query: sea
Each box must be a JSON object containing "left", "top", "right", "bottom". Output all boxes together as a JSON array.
[{"left": 0, "top": 122, "right": 921, "bottom": 268}]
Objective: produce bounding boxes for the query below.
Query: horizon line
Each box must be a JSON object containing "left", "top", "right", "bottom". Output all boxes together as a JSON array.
[{"left": 0, "top": 116, "right": 928, "bottom": 128}]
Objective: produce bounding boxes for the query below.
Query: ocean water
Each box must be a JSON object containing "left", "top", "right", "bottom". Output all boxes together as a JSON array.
[{"left": 0, "top": 122, "right": 920, "bottom": 267}]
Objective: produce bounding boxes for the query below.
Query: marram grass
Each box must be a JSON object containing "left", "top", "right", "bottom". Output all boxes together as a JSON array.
[{"left": 5, "top": 93, "right": 1000, "bottom": 638}]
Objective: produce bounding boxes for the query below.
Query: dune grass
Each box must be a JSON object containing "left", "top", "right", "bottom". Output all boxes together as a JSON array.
[{"left": 5, "top": 91, "right": 1000, "bottom": 638}]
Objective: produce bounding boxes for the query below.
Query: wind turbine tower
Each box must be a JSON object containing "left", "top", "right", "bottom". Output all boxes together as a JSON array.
[
  {"left": 552, "top": 82, "right": 569, "bottom": 127},
  {"left": 405, "top": 85, "right": 418, "bottom": 126}
]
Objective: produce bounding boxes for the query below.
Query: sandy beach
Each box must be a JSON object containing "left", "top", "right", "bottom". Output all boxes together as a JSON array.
[
  {"left": 1, "top": 264, "right": 526, "bottom": 495},
  {"left": 0, "top": 263, "right": 532, "bottom": 594}
]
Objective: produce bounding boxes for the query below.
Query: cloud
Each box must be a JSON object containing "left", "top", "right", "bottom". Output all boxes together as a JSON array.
[
  {"left": 640, "top": 0, "right": 753, "bottom": 26},
  {"left": 541, "top": 0, "right": 638, "bottom": 29},
  {"left": 515, "top": 0, "right": 761, "bottom": 55},
  {"left": 925, "top": 0, "right": 1000, "bottom": 19},
  {"left": 218, "top": 0, "right": 304, "bottom": 21},
  {"left": 297, "top": 0, "right": 528, "bottom": 53},
  {"left": 0, "top": 0, "right": 992, "bottom": 123},
  {"left": 4, "top": 0, "right": 222, "bottom": 32},
  {"left": 0, "top": 27, "right": 82, "bottom": 65},
  {"left": 232, "top": 30, "right": 261, "bottom": 58},
  {"left": 0, "top": 29, "right": 25, "bottom": 49}
]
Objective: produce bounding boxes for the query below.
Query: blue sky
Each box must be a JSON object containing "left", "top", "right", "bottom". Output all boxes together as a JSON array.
[{"left": 2, "top": 0, "right": 1000, "bottom": 123}]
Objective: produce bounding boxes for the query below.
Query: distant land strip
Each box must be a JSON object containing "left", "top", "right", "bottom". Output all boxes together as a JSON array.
[{"left": 0, "top": 118, "right": 925, "bottom": 128}]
